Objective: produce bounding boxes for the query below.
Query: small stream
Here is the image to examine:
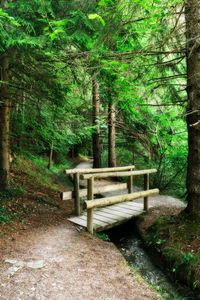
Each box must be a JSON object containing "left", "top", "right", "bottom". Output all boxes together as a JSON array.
[{"left": 107, "top": 220, "right": 199, "bottom": 300}]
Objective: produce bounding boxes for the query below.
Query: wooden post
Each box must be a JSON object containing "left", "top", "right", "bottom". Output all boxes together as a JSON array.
[
  {"left": 144, "top": 174, "right": 150, "bottom": 211},
  {"left": 74, "top": 173, "right": 80, "bottom": 216},
  {"left": 87, "top": 177, "right": 94, "bottom": 233},
  {"left": 127, "top": 168, "right": 133, "bottom": 193},
  {"left": 87, "top": 208, "right": 94, "bottom": 234},
  {"left": 87, "top": 177, "right": 94, "bottom": 200}
]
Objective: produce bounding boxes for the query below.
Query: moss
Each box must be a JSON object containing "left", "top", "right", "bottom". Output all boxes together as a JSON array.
[{"left": 136, "top": 210, "right": 200, "bottom": 294}]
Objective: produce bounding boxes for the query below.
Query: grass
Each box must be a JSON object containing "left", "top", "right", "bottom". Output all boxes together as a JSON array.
[
  {"left": 13, "top": 154, "right": 74, "bottom": 191},
  {"left": 94, "top": 232, "right": 111, "bottom": 241},
  {"left": 0, "top": 152, "right": 76, "bottom": 226},
  {"left": 0, "top": 185, "right": 27, "bottom": 224}
]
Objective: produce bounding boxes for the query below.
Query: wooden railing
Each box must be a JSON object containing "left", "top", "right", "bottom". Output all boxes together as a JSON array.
[
  {"left": 62, "top": 165, "right": 135, "bottom": 215},
  {"left": 80, "top": 169, "right": 159, "bottom": 234}
]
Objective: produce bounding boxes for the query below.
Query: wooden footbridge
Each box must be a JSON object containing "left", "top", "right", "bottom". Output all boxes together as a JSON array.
[{"left": 62, "top": 165, "right": 159, "bottom": 234}]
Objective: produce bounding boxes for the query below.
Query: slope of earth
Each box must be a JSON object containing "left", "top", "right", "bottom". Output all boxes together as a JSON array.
[
  {"left": 0, "top": 157, "right": 161, "bottom": 300},
  {"left": 136, "top": 206, "right": 200, "bottom": 294}
]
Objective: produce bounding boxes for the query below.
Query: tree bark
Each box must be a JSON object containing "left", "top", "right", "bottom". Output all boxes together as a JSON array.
[
  {"left": 0, "top": 54, "right": 10, "bottom": 191},
  {"left": 108, "top": 101, "right": 117, "bottom": 167},
  {"left": 92, "top": 78, "right": 101, "bottom": 168},
  {"left": 185, "top": 0, "right": 200, "bottom": 215}
]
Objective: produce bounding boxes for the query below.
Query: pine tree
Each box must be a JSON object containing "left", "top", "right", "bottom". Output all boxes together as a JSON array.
[{"left": 185, "top": 0, "right": 200, "bottom": 216}]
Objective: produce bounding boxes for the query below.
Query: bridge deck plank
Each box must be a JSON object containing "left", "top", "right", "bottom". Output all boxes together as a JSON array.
[{"left": 68, "top": 201, "right": 144, "bottom": 232}]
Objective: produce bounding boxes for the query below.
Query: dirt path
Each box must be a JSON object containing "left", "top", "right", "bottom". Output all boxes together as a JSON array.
[
  {"left": 0, "top": 216, "right": 160, "bottom": 300},
  {"left": 1, "top": 161, "right": 186, "bottom": 300}
]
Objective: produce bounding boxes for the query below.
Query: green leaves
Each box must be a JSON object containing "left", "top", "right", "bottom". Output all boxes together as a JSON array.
[
  {"left": 98, "top": 0, "right": 114, "bottom": 6},
  {"left": 88, "top": 14, "right": 106, "bottom": 26},
  {"left": 0, "top": 8, "right": 21, "bottom": 27},
  {"left": 50, "top": 28, "right": 65, "bottom": 41},
  {"left": 0, "top": 0, "right": 187, "bottom": 204}
]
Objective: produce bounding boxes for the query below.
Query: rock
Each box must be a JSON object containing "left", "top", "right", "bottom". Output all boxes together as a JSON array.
[
  {"left": 5, "top": 259, "right": 45, "bottom": 274},
  {"left": 5, "top": 259, "right": 25, "bottom": 267},
  {"left": 5, "top": 259, "right": 18, "bottom": 264},
  {"left": 8, "top": 265, "right": 23, "bottom": 276},
  {"left": 27, "top": 260, "right": 45, "bottom": 269},
  {"left": 5, "top": 259, "right": 25, "bottom": 275}
]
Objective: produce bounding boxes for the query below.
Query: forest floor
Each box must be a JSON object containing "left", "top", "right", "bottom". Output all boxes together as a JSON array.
[{"left": 0, "top": 157, "right": 190, "bottom": 300}]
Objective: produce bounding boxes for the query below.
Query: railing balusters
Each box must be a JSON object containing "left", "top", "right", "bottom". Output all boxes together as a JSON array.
[
  {"left": 74, "top": 173, "right": 80, "bottom": 216},
  {"left": 87, "top": 177, "right": 94, "bottom": 233},
  {"left": 127, "top": 167, "right": 133, "bottom": 193}
]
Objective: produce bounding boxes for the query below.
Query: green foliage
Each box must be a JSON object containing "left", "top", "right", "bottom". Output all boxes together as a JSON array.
[
  {"left": 144, "top": 212, "right": 200, "bottom": 294},
  {"left": 13, "top": 153, "right": 74, "bottom": 191},
  {"left": 0, "top": 8, "right": 20, "bottom": 27},
  {"left": 0, "top": 186, "right": 26, "bottom": 224},
  {"left": 146, "top": 218, "right": 167, "bottom": 247},
  {"left": 180, "top": 251, "right": 196, "bottom": 265},
  {"left": 0, "top": 206, "right": 16, "bottom": 224},
  {"left": 88, "top": 13, "right": 105, "bottom": 26},
  {"left": 94, "top": 232, "right": 110, "bottom": 241},
  {"left": 0, "top": 0, "right": 189, "bottom": 203}
]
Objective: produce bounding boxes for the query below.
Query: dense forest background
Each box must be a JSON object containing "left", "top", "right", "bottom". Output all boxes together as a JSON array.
[
  {"left": 0, "top": 0, "right": 198, "bottom": 209},
  {"left": 2, "top": 1, "right": 200, "bottom": 295}
]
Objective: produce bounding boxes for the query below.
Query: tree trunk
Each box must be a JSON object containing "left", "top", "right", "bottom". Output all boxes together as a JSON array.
[
  {"left": 185, "top": 0, "right": 200, "bottom": 215},
  {"left": 0, "top": 54, "right": 10, "bottom": 191},
  {"left": 108, "top": 101, "right": 117, "bottom": 167},
  {"left": 92, "top": 78, "right": 101, "bottom": 168}
]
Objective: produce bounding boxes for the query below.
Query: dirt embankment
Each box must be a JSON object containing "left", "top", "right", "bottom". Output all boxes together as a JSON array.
[{"left": 136, "top": 206, "right": 200, "bottom": 295}]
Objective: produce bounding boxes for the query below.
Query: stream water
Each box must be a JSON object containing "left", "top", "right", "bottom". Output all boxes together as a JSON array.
[{"left": 107, "top": 220, "right": 199, "bottom": 300}]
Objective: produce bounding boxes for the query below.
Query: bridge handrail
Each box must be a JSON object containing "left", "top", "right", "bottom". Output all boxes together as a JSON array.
[
  {"left": 84, "top": 168, "right": 158, "bottom": 233},
  {"left": 85, "top": 189, "right": 159, "bottom": 233},
  {"left": 61, "top": 183, "right": 127, "bottom": 201},
  {"left": 65, "top": 165, "right": 135, "bottom": 174},
  {"left": 85, "top": 189, "right": 159, "bottom": 210},
  {"left": 63, "top": 166, "right": 157, "bottom": 220},
  {"left": 63, "top": 165, "right": 135, "bottom": 215},
  {"left": 80, "top": 169, "right": 157, "bottom": 180}
]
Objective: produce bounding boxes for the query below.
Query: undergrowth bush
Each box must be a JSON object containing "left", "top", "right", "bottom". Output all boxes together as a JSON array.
[
  {"left": 13, "top": 152, "right": 74, "bottom": 191},
  {"left": 102, "top": 146, "right": 186, "bottom": 199},
  {"left": 0, "top": 186, "right": 26, "bottom": 224}
]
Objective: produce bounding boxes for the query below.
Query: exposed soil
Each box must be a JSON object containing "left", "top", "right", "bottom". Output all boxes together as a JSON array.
[
  {"left": 0, "top": 160, "right": 161, "bottom": 300},
  {"left": 0, "top": 217, "right": 160, "bottom": 300}
]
